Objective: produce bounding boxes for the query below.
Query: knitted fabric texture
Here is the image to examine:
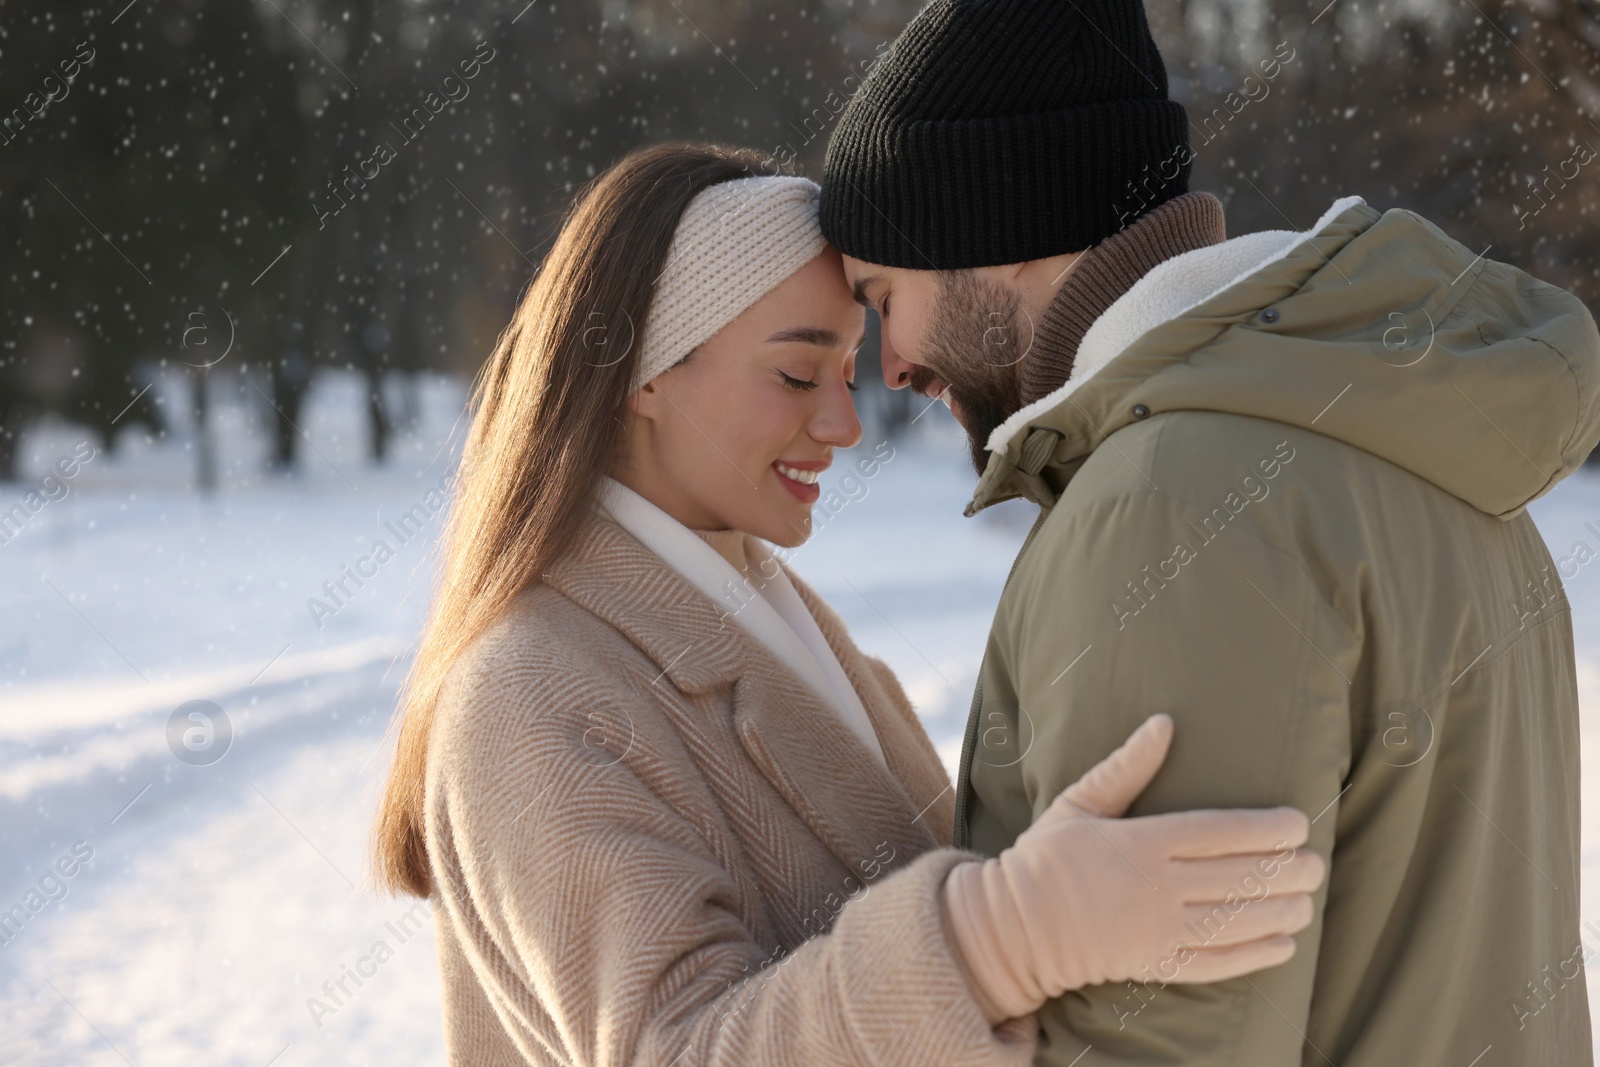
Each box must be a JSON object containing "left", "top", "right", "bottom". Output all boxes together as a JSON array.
[
  {"left": 635, "top": 175, "right": 828, "bottom": 389},
  {"left": 1019, "top": 191, "right": 1227, "bottom": 406},
  {"left": 819, "top": 0, "right": 1190, "bottom": 268}
]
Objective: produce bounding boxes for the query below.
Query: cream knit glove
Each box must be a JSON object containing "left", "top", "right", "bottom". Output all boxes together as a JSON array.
[{"left": 942, "top": 715, "right": 1325, "bottom": 1024}]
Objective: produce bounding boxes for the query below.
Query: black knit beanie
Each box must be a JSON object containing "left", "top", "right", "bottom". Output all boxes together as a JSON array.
[{"left": 819, "top": 0, "right": 1191, "bottom": 269}]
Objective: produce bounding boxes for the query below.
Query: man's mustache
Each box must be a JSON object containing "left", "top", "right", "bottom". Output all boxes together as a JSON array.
[{"left": 908, "top": 364, "right": 941, "bottom": 396}]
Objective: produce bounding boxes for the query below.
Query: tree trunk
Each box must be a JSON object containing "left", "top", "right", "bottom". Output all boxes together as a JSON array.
[
  {"left": 194, "top": 366, "right": 216, "bottom": 493},
  {"left": 367, "top": 365, "right": 390, "bottom": 463}
]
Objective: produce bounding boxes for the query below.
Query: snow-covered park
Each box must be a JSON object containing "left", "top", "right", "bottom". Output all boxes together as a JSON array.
[{"left": 3, "top": 370, "right": 1600, "bottom": 1065}]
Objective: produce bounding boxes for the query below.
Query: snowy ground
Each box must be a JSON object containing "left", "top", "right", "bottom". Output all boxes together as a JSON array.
[{"left": 2, "top": 369, "right": 1600, "bottom": 1064}]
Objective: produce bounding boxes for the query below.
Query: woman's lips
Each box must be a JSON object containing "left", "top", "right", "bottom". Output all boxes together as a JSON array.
[{"left": 773, "top": 460, "right": 823, "bottom": 503}]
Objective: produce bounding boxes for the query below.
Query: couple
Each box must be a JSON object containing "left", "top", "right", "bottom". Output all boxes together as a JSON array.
[{"left": 373, "top": 0, "right": 1600, "bottom": 1063}]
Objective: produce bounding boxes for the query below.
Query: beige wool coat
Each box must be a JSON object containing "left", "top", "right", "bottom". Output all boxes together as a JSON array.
[{"left": 423, "top": 513, "right": 1039, "bottom": 1066}]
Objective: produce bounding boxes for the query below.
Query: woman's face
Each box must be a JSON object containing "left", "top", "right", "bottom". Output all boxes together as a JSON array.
[{"left": 618, "top": 246, "right": 865, "bottom": 547}]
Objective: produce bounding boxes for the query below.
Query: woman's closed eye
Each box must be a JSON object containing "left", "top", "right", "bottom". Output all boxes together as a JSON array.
[
  {"left": 778, "top": 370, "right": 819, "bottom": 392},
  {"left": 779, "top": 370, "right": 859, "bottom": 393}
]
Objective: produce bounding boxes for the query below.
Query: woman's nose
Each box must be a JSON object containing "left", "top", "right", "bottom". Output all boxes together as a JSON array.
[{"left": 813, "top": 379, "right": 863, "bottom": 449}]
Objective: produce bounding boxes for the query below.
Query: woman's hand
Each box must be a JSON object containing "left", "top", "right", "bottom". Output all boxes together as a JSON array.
[{"left": 941, "top": 714, "right": 1326, "bottom": 1024}]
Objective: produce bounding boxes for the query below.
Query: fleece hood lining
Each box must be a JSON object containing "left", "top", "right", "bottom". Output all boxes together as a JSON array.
[{"left": 987, "top": 195, "right": 1369, "bottom": 456}]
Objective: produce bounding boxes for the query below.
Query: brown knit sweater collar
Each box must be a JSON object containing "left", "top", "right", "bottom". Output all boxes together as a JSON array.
[{"left": 1019, "top": 192, "right": 1228, "bottom": 406}]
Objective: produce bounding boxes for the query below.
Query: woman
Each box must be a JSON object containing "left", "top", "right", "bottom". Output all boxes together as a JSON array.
[{"left": 372, "top": 142, "right": 1324, "bottom": 1065}]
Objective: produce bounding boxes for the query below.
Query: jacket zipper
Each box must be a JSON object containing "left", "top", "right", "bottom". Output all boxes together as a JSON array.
[{"left": 953, "top": 508, "right": 1050, "bottom": 849}]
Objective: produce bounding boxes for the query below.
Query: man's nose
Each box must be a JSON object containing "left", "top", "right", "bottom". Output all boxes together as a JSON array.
[{"left": 880, "top": 332, "right": 916, "bottom": 390}]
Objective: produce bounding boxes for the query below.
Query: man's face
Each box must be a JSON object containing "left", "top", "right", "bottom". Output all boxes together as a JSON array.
[{"left": 842, "top": 256, "right": 1029, "bottom": 474}]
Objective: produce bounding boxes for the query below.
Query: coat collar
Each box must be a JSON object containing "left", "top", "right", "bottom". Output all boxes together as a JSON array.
[
  {"left": 597, "top": 476, "right": 882, "bottom": 764},
  {"left": 543, "top": 514, "right": 945, "bottom": 871},
  {"left": 968, "top": 197, "right": 1377, "bottom": 516},
  {"left": 1016, "top": 191, "right": 1229, "bottom": 409},
  {"left": 984, "top": 195, "right": 1369, "bottom": 463}
]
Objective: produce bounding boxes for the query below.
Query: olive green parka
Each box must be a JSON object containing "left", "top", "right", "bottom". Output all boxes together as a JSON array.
[{"left": 956, "top": 197, "right": 1600, "bottom": 1066}]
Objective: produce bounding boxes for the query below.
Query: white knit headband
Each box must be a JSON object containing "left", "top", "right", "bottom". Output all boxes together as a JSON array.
[{"left": 633, "top": 175, "right": 828, "bottom": 390}]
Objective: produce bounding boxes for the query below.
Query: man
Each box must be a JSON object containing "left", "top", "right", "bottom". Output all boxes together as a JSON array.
[{"left": 818, "top": 0, "right": 1600, "bottom": 1063}]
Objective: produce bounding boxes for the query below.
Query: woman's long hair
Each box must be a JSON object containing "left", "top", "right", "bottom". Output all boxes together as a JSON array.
[{"left": 372, "top": 142, "right": 775, "bottom": 898}]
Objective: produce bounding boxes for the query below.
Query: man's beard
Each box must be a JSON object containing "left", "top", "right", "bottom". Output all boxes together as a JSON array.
[{"left": 913, "top": 270, "right": 1027, "bottom": 475}]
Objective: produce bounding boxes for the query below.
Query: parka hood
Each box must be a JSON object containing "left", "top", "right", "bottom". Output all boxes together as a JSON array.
[{"left": 967, "top": 198, "right": 1600, "bottom": 520}]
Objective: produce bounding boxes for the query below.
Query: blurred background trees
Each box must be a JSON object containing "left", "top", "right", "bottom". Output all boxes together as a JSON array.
[{"left": 1, "top": 0, "right": 1596, "bottom": 480}]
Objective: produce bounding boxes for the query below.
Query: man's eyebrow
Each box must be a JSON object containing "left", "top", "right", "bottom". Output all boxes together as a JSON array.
[
  {"left": 850, "top": 276, "right": 881, "bottom": 307},
  {"left": 765, "top": 325, "right": 842, "bottom": 346}
]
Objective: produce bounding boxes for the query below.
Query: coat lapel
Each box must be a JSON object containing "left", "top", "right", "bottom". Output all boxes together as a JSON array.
[
  {"left": 784, "top": 571, "right": 958, "bottom": 846},
  {"left": 544, "top": 515, "right": 941, "bottom": 875},
  {"left": 730, "top": 663, "right": 941, "bottom": 877}
]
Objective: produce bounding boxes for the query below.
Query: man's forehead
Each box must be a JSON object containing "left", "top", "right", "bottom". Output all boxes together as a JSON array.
[{"left": 839, "top": 254, "right": 880, "bottom": 300}]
